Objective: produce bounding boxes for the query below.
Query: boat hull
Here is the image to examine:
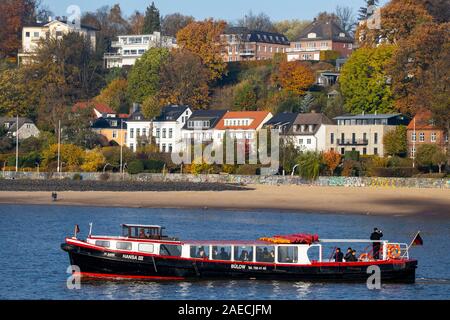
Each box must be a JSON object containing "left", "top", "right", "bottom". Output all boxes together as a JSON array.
[{"left": 62, "top": 243, "right": 417, "bottom": 283}]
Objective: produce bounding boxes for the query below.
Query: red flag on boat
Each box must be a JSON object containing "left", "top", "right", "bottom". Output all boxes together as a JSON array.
[{"left": 411, "top": 232, "right": 423, "bottom": 246}]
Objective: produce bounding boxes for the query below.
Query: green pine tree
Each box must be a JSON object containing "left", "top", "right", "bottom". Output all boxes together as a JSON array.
[{"left": 143, "top": 2, "right": 161, "bottom": 34}]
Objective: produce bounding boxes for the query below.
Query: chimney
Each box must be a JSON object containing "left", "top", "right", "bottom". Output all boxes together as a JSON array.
[
  {"left": 48, "top": 16, "right": 52, "bottom": 22},
  {"left": 131, "top": 103, "right": 140, "bottom": 114}
]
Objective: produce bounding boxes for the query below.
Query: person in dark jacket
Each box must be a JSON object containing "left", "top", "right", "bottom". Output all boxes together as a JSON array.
[
  {"left": 333, "top": 248, "right": 344, "bottom": 262},
  {"left": 370, "top": 228, "right": 383, "bottom": 259},
  {"left": 344, "top": 248, "right": 353, "bottom": 262}
]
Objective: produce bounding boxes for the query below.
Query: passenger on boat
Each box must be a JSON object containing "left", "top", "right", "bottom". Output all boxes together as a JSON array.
[
  {"left": 347, "top": 250, "right": 358, "bottom": 262},
  {"left": 198, "top": 247, "right": 207, "bottom": 259},
  {"left": 219, "top": 248, "right": 229, "bottom": 260},
  {"left": 333, "top": 248, "right": 344, "bottom": 262},
  {"left": 239, "top": 250, "right": 250, "bottom": 261},
  {"left": 139, "top": 228, "right": 147, "bottom": 239},
  {"left": 370, "top": 228, "right": 383, "bottom": 260},
  {"left": 262, "top": 247, "right": 272, "bottom": 262},
  {"left": 344, "top": 248, "right": 353, "bottom": 261},
  {"left": 212, "top": 248, "right": 219, "bottom": 259}
]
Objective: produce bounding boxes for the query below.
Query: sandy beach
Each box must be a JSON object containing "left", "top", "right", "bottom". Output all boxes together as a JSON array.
[{"left": 1, "top": 185, "right": 449, "bottom": 216}]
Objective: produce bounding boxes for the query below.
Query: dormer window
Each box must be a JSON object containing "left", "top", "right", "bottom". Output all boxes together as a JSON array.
[
  {"left": 307, "top": 33, "right": 317, "bottom": 39},
  {"left": 339, "top": 33, "right": 345, "bottom": 38}
]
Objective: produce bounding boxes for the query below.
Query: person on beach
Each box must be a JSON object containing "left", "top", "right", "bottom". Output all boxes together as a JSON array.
[
  {"left": 333, "top": 248, "right": 344, "bottom": 262},
  {"left": 370, "top": 228, "right": 383, "bottom": 260}
]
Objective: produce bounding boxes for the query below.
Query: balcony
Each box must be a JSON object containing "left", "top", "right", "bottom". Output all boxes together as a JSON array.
[
  {"left": 337, "top": 139, "right": 369, "bottom": 146},
  {"left": 239, "top": 49, "right": 255, "bottom": 56}
]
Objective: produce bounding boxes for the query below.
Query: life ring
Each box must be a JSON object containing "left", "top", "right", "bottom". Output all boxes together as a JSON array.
[
  {"left": 359, "top": 253, "right": 372, "bottom": 261},
  {"left": 387, "top": 244, "right": 401, "bottom": 259}
]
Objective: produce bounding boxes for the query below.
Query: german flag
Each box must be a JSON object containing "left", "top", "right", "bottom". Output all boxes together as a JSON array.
[{"left": 411, "top": 232, "right": 423, "bottom": 246}]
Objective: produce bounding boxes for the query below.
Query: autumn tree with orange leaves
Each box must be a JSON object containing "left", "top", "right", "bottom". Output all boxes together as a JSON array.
[
  {"left": 176, "top": 19, "right": 227, "bottom": 82},
  {"left": 323, "top": 150, "right": 342, "bottom": 176},
  {"left": 273, "top": 61, "right": 315, "bottom": 96}
]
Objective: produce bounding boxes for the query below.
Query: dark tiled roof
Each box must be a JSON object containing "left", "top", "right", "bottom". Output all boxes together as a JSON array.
[
  {"left": 154, "top": 105, "right": 190, "bottom": 122},
  {"left": 127, "top": 111, "right": 148, "bottom": 121},
  {"left": 290, "top": 113, "right": 335, "bottom": 135},
  {"left": 224, "top": 27, "right": 290, "bottom": 45},
  {"left": 264, "top": 112, "right": 298, "bottom": 129},
  {"left": 91, "top": 117, "right": 127, "bottom": 129},
  {"left": 296, "top": 20, "right": 353, "bottom": 43},
  {"left": 0, "top": 117, "right": 35, "bottom": 132},
  {"left": 182, "top": 110, "right": 228, "bottom": 130}
]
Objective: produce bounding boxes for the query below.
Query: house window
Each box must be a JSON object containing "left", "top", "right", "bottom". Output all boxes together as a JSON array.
[
  {"left": 352, "top": 133, "right": 356, "bottom": 143},
  {"left": 374, "top": 148, "right": 378, "bottom": 155},
  {"left": 162, "top": 144, "right": 166, "bottom": 153},
  {"left": 341, "top": 148, "right": 345, "bottom": 155},
  {"left": 307, "top": 139, "right": 311, "bottom": 145},
  {"left": 142, "top": 128, "right": 147, "bottom": 136},
  {"left": 136, "top": 128, "right": 140, "bottom": 137},
  {"left": 411, "top": 147, "right": 416, "bottom": 158},
  {"left": 26, "top": 32, "right": 30, "bottom": 37},
  {"left": 419, "top": 132, "right": 425, "bottom": 142},
  {"left": 374, "top": 133, "right": 378, "bottom": 144},
  {"left": 411, "top": 132, "right": 416, "bottom": 142},
  {"left": 168, "top": 144, "right": 173, "bottom": 153},
  {"left": 299, "top": 139, "right": 304, "bottom": 145},
  {"left": 34, "top": 32, "right": 40, "bottom": 37},
  {"left": 130, "top": 143, "right": 134, "bottom": 151},
  {"left": 156, "top": 128, "right": 160, "bottom": 138},
  {"left": 363, "top": 148, "right": 367, "bottom": 155},
  {"left": 162, "top": 128, "right": 166, "bottom": 138},
  {"left": 363, "top": 133, "right": 367, "bottom": 142},
  {"left": 112, "top": 130, "right": 117, "bottom": 138},
  {"left": 130, "top": 128, "right": 134, "bottom": 139},
  {"left": 169, "top": 128, "right": 173, "bottom": 138},
  {"left": 330, "top": 133, "right": 334, "bottom": 144},
  {"left": 431, "top": 133, "right": 437, "bottom": 142}
]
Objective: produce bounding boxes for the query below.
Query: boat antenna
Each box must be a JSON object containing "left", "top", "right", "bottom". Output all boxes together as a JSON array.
[{"left": 88, "top": 222, "right": 93, "bottom": 237}]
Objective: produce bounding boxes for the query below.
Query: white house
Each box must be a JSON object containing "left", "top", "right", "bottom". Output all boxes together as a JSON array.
[
  {"left": 104, "top": 32, "right": 177, "bottom": 68},
  {"left": 0, "top": 117, "right": 40, "bottom": 140},
  {"left": 18, "top": 17, "right": 98, "bottom": 65},
  {"left": 126, "top": 108, "right": 152, "bottom": 152},
  {"left": 181, "top": 110, "right": 228, "bottom": 145},
  {"left": 153, "top": 105, "right": 192, "bottom": 153}
]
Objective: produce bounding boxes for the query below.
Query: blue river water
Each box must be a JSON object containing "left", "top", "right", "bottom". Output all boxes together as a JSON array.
[{"left": 0, "top": 204, "right": 449, "bottom": 300}]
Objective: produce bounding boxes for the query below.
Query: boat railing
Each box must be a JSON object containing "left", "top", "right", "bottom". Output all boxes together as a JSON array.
[{"left": 383, "top": 242, "right": 409, "bottom": 260}]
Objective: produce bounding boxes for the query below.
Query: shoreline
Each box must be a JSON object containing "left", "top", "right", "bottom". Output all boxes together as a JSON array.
[{"left": 1, "top": 185, "right": 449, "bottom": 217}]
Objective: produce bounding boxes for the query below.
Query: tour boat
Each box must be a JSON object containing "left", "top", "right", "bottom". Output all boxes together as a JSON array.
[{"left": 61, "top": 224, "right": 417, "bottom": 283}]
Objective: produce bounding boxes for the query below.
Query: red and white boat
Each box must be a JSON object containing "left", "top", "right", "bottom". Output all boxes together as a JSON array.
[{"left": 61, "top": 224, "right": 417, "bottom": 283}]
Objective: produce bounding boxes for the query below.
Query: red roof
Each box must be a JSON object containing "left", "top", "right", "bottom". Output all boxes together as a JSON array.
[
  {"left": 215, "top": 111, "right": 272, "bottom": 130},
  {"left": 407, "top": 110, "right": 437, "bottom": 130},
  {"left": 73, "top": 101, "right": 115, "bottom": 115}
]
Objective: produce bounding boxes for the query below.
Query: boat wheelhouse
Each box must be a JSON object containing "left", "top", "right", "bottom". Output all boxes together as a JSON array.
[{"left": 62, "top": 224, "right": 417, "bottom": 283}]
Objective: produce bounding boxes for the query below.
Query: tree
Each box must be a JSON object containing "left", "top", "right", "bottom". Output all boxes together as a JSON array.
[
  {"left": 339, "top": 45, "right": 396, "bottom": 114},
  {"left": 416, "top": 144, "right": 447, "bottom": 173},
  {"left": 335, "top": 6, "right": 356, "bottom": 34},
  {"left": 416, "top": 0, "right": 450, "bottom": 23},
  {"left": 273, "top": 20, "right": 311, "bottom": 42},
  {"left": 95, "top": 79, "right": 130, "bottom": 113},
  {"left": 299, "top": 92, "right": 314, "bottom": 113},
  {"left": 161, "top": 13, "right": 195, "bottom": 37},
  {"left": 323, "top": 150, "right": 341, "bottom": 175},
  {"left": 383, "top": 126, "right": 407, "bottom": 157},
  {"left": 129, "top": 11, "right": 145, "bottom": 34},
  {"left": 158, "top": 50, "right": 211, "bottom": 109},
  {"left": 177, "top": 19, "right": 227, "bottom": 82},
  {"left": 274, "top": 61, "right": 315, "bottom": 96},
  {"left": 41, "top": 143, "right": 85, "bottom": 171},
  {"left": 127, "top": 47, "right": 170, "bottom": 104},
  {"left": 233, "top": 80, "right": 258, "bottom": 111},
  {"left": 81, "top": 149, "right": 106, "bottom": 172},
  {"left": 63, "top": 107, "right": 104, "bottom": 149},
  {"left": 143, "top": 2, "right": 161, "bottom": 34},
  {"left": 388, "top": 22, "right": 449, "bottom": 115},
  {"left": 141, "top": 95, "right": 162, "bottom": 120},
  {"left": 357, "top": 0, "right": 432, "bottom": 47},
  {"left": 296, "top": 151, "right": 323, "bottom": 180},
  {"left": 279, "top": 138, "right": 301, "bottom": 174},
  {"left": 235, "top": 11, "right": 276, "bottom": 32}
]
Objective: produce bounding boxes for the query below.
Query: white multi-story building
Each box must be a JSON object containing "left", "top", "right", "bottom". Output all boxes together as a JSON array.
[
  {"left": 18, "top": 17, "right": 97, "bottom": 65},
  {"left": 153, "top": 105, "right": 192, "bottom": 153},
  {"left": 104, "top": 32, "right": 177, "bottom": 68},
  {"left": 126, "top": 109, "right": 153, "bottom": 152}
]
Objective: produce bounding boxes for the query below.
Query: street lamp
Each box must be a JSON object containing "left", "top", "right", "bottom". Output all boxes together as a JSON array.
[{"left": 103, "top": 163, "right": 112, "bottom": 173}]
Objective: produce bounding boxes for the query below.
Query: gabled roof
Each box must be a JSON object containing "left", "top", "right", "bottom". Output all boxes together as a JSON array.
[
  {"left": 0, "top": 117, "right": 36, "bottom": 132},
  {"left": 224, "top": 27, "right": 290, "bottom": 45},
  {"left": 182, "top": 110, "right": 228, "bottom": 130},
  {"left": 295, "top": 19, "right": 353, "bottom": 43},
  {"left": 73, "top": 101, "right": 115, "bottom": 116},
  {"left": 215, "top": 111, "right": 272, "bottom": 130},
  {"left": 294, "top": 113, "right": 335, "bottom": 125},
  {"left": 407, "top": 110, "right": 440, "bottom": 130},
  {"left": 263, "top": 112, "right": 298, "bottom": 128},
  {"left": 24, "top": 19, "right": 99, "bottom": 31},
  {"left": 154, "top": 105, "right": 190, "bottom": 122}
]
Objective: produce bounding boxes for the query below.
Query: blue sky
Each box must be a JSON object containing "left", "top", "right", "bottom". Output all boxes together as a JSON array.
[{"left": 41, "top": 0, "right": 389, "bottom": 22}]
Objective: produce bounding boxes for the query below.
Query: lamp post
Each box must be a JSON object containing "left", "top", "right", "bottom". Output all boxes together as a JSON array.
[
  {"left": 57, "top": 120, "right": 61, "bottom": 173},
  {"left": 291, "top": 164, "right": 300, "bottom": 177},
  {"left": 103, "top": 163, "right": 112, "bottom": 173},
  {"left": 15, "top": 115, "right": 19, "bottom": 172}
]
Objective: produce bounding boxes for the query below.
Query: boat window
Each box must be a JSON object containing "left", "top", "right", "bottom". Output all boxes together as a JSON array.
[
  {"left": 212, "top": 246, "right": 231, "bottom": 260},
  {"left": 277, "top": 246, "right": 298, "bottom": 264},
  {"left": 234, "top": 246, "right": 254, "bottom": 262},
  {"left": 255, "top": 246, "right": 275, "bottom": 263},
  {"left": 190, "top": 245, "right": 210, "bottom": 259},
  {"left": 116, "top": 242, "right": 132, "bottom": 250},
  {"left": 138, "top": 243, "right": 154, "bottom": 253},
  {"left": 95, "top": 240, "right": 110, "bottom": 248},
  {"left": 159, "top": 244, "right": 182, "bottom": 257}
]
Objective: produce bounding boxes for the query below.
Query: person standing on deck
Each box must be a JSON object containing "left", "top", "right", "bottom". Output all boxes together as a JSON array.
[
  {"left": 333, "top": 248, "right": 344, "bottom": 262},
  {"left": 370, "top": 228, "right": 383, "bottom": 260}
]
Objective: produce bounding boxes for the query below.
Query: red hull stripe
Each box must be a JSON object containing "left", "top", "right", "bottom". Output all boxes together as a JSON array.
[
  {"left": 74, "top": 272, "right": 184, "bottom": 280},
  {"left": 66, "top": 238, "right": 414, "bottom": 268}
]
